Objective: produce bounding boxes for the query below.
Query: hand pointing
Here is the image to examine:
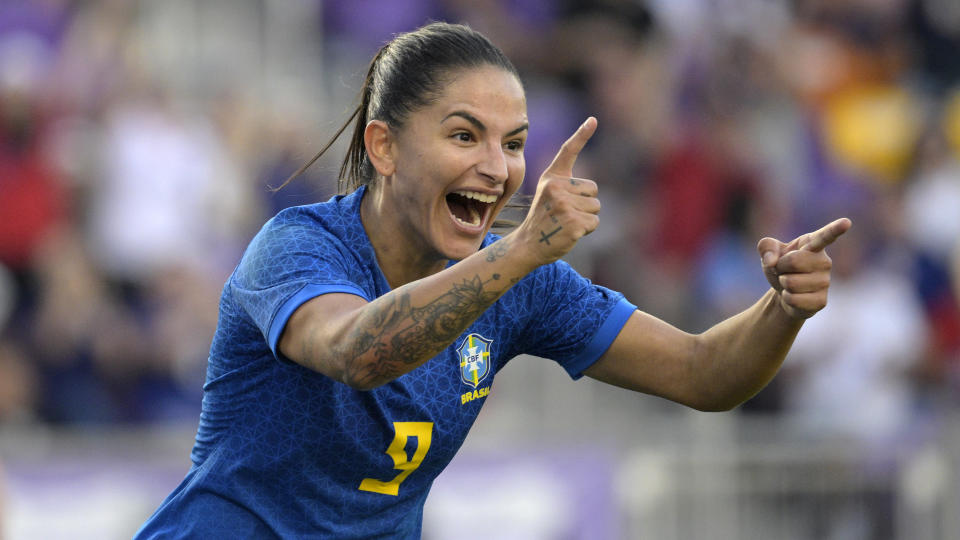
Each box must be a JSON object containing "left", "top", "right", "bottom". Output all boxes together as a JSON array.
[
  {"left": 757, "top": 218, "right": 853, "bottom": 319},
  {"left": 516, "top": 117, "right": 601, "bottom": 266},
  {"left": 544, "top": 117, "right": 597, "bottom": 177}
]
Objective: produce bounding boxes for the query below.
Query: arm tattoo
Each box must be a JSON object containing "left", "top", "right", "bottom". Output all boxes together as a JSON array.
[
  {"left": 485, "top": 238, "right": 510, "bottom": 262},
  {"left": 341, "top": 275, "right": 503, "bottom": 387}
]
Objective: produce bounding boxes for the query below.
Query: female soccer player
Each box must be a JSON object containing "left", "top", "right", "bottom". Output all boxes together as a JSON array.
[{"left": 136, "top": 22, "right": 850, "bottom": 538}]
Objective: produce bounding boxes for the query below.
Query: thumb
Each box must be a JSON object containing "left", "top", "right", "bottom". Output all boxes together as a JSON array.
[
  {"left": 544, "top": 117, "right": 597, "bottom": 178},
  {"left": 757, "top": 237, "right": 785, "bottom": 291},
  {"left": 757, "top": 237, "right": 782, "bottom": 269}
]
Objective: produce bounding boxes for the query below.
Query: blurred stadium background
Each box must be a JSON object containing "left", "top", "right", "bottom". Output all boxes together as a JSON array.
[{"left": 2, "top": 0, "right": 960, "bottom": 538}]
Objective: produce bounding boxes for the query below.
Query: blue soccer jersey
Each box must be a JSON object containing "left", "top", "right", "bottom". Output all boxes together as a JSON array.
[{"left": 135, "top": 186, "right": 636, "bottom": 539}]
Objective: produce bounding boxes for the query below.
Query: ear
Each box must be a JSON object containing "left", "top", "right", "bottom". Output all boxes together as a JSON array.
[{"left": 364, "top": 120, "right": 396, "bottom": 177}]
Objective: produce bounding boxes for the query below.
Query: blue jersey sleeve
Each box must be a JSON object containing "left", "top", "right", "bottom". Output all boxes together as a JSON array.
[
  {"left": 229, "top": 210, "right": 372, "bottom": 359},
  {"left": 519, "top": 260, "right": 636, "bottom": 379}
]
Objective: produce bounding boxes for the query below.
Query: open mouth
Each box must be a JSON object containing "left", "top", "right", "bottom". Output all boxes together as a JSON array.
[{"left": 445, "top": 190, "right": 498, "bottom": 228}]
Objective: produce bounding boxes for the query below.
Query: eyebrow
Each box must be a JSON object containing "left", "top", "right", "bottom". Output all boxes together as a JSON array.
[{"left": 442, "top": 111, "right": 529, "bottom": 137}]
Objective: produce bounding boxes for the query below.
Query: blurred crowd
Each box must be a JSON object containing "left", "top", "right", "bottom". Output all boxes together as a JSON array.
[{"left": 0, "top": 0, "right": 958, "bottom": 452}]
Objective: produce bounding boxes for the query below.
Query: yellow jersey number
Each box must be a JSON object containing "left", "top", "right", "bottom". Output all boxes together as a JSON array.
[{"left": 358, "top": 422, "right": 434, "bottom": 496}]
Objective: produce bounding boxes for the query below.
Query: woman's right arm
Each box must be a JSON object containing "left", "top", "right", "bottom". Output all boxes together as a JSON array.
[
  {"left": 279, "top": 118, "right": 601, "bottom": 390},
  {"left": 278, "top": 236, "right": 534, "bottom": 390}
]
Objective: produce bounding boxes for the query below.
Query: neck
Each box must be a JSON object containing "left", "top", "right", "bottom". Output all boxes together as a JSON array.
[{"left": 360, "top": 184, "right": 448, "bottom": 289}]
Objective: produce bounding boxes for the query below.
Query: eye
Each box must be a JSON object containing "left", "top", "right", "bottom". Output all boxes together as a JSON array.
[
  {"left": 505, "top": 139, "right": 524, "bottom": 152},
  {"left": 453, "top": 131, "right": 474, "bottom": 143}
]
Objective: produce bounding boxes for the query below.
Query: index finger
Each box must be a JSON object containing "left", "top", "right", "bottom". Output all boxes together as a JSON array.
[
  {"left": 802, "top": 217, "right": 853, "bottom": 252},
  {"left": 544, "top": 117, "right": 597, "bottom": 177}
]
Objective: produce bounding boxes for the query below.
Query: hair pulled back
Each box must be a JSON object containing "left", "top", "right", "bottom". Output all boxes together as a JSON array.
[{"left": 284, "top": 22, "right": 519, "bottom": 194}]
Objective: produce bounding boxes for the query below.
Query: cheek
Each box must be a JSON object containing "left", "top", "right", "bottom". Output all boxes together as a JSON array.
[{"left": 506, "top": 158, "right": 525, "bottom": 196}]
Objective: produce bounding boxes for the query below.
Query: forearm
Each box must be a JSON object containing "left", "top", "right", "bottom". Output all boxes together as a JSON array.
[
  {"left": 691, "top": 289, "right": 803, "bottom": 410},
  {"left": 331, "top": 235, "right": 536, "bottom": 389}
]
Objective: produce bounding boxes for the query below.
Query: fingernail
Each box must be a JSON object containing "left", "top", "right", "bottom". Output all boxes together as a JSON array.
[{"left": 762, "top": 252, "right": 775, "bottom": 266}]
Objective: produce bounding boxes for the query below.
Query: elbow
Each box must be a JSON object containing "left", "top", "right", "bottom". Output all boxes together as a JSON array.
[
  {"left": 682, "top": 380, "right": 749, "bottom": 412},
  {"left": 340, "top": 370, "right": 381, "bottom": 391},
  {"left": 344, "top": 379, "right": 381, "bottom": 392},
  {"left": 688, "top": 397, "right": 741, "bottom": 413},
  {"left": 344, "top": 378, "right": 387, "bottom": 392},
  {"left": 338, "top": 358, "right": 388, "bottom": 391}
]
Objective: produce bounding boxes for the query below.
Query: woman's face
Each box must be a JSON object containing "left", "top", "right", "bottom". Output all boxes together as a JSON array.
[{"left": 383, "top": 66, "right": 528, "bottom": 261}]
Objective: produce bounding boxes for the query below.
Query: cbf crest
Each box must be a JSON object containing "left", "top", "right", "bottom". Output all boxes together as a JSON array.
[{"left": 457, "top": 333, "right": 492, "bottom": 388}]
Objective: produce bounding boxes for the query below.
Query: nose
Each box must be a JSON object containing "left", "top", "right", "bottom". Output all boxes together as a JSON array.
[{"left": 476, "top": 141, "right": 508, "bottom": 184}]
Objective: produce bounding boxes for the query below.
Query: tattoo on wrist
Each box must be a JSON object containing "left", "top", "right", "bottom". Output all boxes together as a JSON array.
[{"left": 485, "top": 239, "right": 510, "bottom": 262}]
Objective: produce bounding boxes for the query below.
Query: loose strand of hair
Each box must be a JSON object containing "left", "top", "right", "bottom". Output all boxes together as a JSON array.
[
  {"left": 337, "top": 44, "right": 390, "bottom": 193},
  {"left": 269, "top": 105, "right": 361, "bottom": 193},
  {"left": 338, "top": 91, "right": 370, "bottom": 194}
]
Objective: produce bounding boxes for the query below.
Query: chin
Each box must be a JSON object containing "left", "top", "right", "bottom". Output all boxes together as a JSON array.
[{"left": 439, "top": 233, "right": 487, "bottom": 261}]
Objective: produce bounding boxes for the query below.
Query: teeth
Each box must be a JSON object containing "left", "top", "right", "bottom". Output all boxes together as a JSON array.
[{"left": 454, "top": 190, "right": 499, "bottom": 204}]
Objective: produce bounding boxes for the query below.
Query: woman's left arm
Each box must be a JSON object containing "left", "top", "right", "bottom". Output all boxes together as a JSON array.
[{"left": 583, "top": 218, "right": 852, "bottom": 411}]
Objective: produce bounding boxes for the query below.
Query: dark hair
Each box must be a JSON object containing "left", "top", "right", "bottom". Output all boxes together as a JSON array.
[{"left": 281, "top": 22, "right": 520, "bottom": 194}]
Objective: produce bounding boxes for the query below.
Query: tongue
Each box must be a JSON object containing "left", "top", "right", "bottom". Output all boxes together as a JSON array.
[{"left": 447, "top": 196, "right": 479, "bottom": 225}]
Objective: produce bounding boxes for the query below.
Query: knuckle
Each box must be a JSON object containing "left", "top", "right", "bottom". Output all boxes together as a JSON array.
[
  {"left": 778, "top": 274, "right": 792, "bottom": 289},
  {"left": 541, "top": 181, "right": 563, "bottom": 198},
  {"left": 781, "top": 290, "right": 794, "bottom": 304},
  {"left": 774, "top": 258, "right": 793, "bottom": 273}
]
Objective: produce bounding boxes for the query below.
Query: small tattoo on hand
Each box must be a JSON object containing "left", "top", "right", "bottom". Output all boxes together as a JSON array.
[{"left": 539, "top": 226, "right": 563, "bottom": 245}]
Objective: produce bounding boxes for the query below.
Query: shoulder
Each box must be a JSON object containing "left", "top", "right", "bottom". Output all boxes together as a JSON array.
[
  {"left": 235, "top": 189, "right": 370, "bottom": 284},
  {"left": 265, "top": 189, "right": 362, "bottom": 239},
  {"left": 255, "top": 190, "right": 365, "bottom": 253}
]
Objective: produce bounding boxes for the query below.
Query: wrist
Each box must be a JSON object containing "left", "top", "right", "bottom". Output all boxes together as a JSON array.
[
  {"left": 768, "top": 288, "right": 810, "bottom": 324},
  {"left": 496, "top": 229, "right": 548, "bottom": 271}
]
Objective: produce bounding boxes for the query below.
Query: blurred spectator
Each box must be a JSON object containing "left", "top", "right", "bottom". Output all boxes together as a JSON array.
[
  {"left": 0, "top": 340, "right": 36, "bottom": 424},
  {"left": 694, "top": 185, "right": 776, "bottom": 326},
  {"left": 902, "top": 108, "right": 960, "bottom": 401},
  {"left": 86, "top": 82, "right": 248, "bottom": 285},
  {"left": 0, "top": 49, "right": 66, "bottom": 278},
  {"left": 0, "top": 0, "right": 955, "bottom": 438},
  {"left": 782, "top": 217, "right": 928, "bottom": 447},
  {"left": 27, "top": 227, "right": 149, "bottom": 423},
  {"left": 908, "top": 0, "right": 960, "bottom": 94},
  {"left": 779, "top": 203, "right": 930, "bottom": 539}
]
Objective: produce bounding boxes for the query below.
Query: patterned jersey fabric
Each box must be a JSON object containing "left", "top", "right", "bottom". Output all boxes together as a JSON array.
[{"left": 135, "top": 186, "right": 636, "bottom": 539}]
